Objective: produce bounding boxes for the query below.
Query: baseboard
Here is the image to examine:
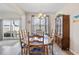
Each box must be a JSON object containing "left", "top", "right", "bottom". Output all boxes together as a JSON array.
[{"left": 70, "top": 49, "right": 79, "bottom": 55}]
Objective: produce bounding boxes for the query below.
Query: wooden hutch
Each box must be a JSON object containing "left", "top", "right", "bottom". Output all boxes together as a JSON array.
[{"left": 55, "top": 14, "right": 70, "bottom": 50}]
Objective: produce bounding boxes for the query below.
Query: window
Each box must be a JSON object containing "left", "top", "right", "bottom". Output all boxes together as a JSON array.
[{"left": 32, "top": 15, "right": 49, "bottom": 35}]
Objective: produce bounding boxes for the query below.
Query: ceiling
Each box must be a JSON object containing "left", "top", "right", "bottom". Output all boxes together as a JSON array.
[
  {"left": 0, "top": 3, "right": 67, "bottom": 18},
  {"left": 16, "top": 3, "right": 66, "bottom": 13}
]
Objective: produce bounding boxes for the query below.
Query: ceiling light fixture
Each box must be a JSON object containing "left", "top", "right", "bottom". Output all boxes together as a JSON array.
[{"left": 37, "top": 13, "right": 46, "bottom": 19}]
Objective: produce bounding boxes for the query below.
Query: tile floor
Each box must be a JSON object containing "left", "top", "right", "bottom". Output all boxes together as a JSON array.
[
  {"left": 53, "top": 43, "right": 73, "bottom": 55},
  {"left": 0, "top": 40, "right": 21, "bottom": 55},
  {"left": 0, "top": 40, "right": 73, "bottom": 55}
]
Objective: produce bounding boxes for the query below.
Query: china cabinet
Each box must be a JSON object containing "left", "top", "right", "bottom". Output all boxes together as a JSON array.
[{"left": 55, "top": 15, "right": 70, "bottom": 50}]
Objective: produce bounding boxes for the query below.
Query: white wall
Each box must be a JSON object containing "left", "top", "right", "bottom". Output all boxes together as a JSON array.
[
  {"left": 25, "top": 13, "right": 32, "bottom": 35},
  {"left": 55, "top": 4, "right": 79, "bottom": 54},
  {"left": 20, "top": 14, "right": 26, "bottom": 30},
  {"left": 0, "top": 20, "right": 3, "bottom": 40}
]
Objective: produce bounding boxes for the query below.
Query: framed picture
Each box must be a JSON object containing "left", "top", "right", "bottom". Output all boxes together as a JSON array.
[{"left": 73, "top": 13, "right": 79, "bottom": 23}]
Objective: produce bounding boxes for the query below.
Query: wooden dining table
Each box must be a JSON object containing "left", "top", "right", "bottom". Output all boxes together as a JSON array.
[
  {"left": 27, "top": 35, "right": 49, "bottom": 55},
  {"left": 20, "top": 34, "right": 53, "bottom": 55}
]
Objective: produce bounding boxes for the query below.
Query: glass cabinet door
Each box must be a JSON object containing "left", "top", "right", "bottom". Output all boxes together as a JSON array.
[
  {"left": 59, "top": 16, "right": 63, "bottom": 38},
  {"left": 55, "top": 17, "right": 59, "bottom": 35},
  {"left": 58, "top": 17, "right": 61, "bottom": 36},
  {"left": 55, "top": 16, "right": 63, "bottom": 38}
]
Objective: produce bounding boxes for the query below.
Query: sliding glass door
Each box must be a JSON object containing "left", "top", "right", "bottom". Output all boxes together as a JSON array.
[{"left": 3, "top": 19, "right": 20, "bottom": 40}]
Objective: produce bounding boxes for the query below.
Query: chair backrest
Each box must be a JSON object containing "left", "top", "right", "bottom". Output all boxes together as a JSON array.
[
  {"left": 28, "top": 32, "right": 45, "bottom": 55},
  {"left": 36, "top": 30, "right": 43, "bottom": 36},
  {"left": 19, "top": 30, "right": 28, "bottom": 47}
]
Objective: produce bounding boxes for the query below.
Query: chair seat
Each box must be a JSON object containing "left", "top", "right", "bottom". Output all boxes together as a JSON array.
[{"left": 31, "top": 47, "right": 44, "bottom": 52}]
